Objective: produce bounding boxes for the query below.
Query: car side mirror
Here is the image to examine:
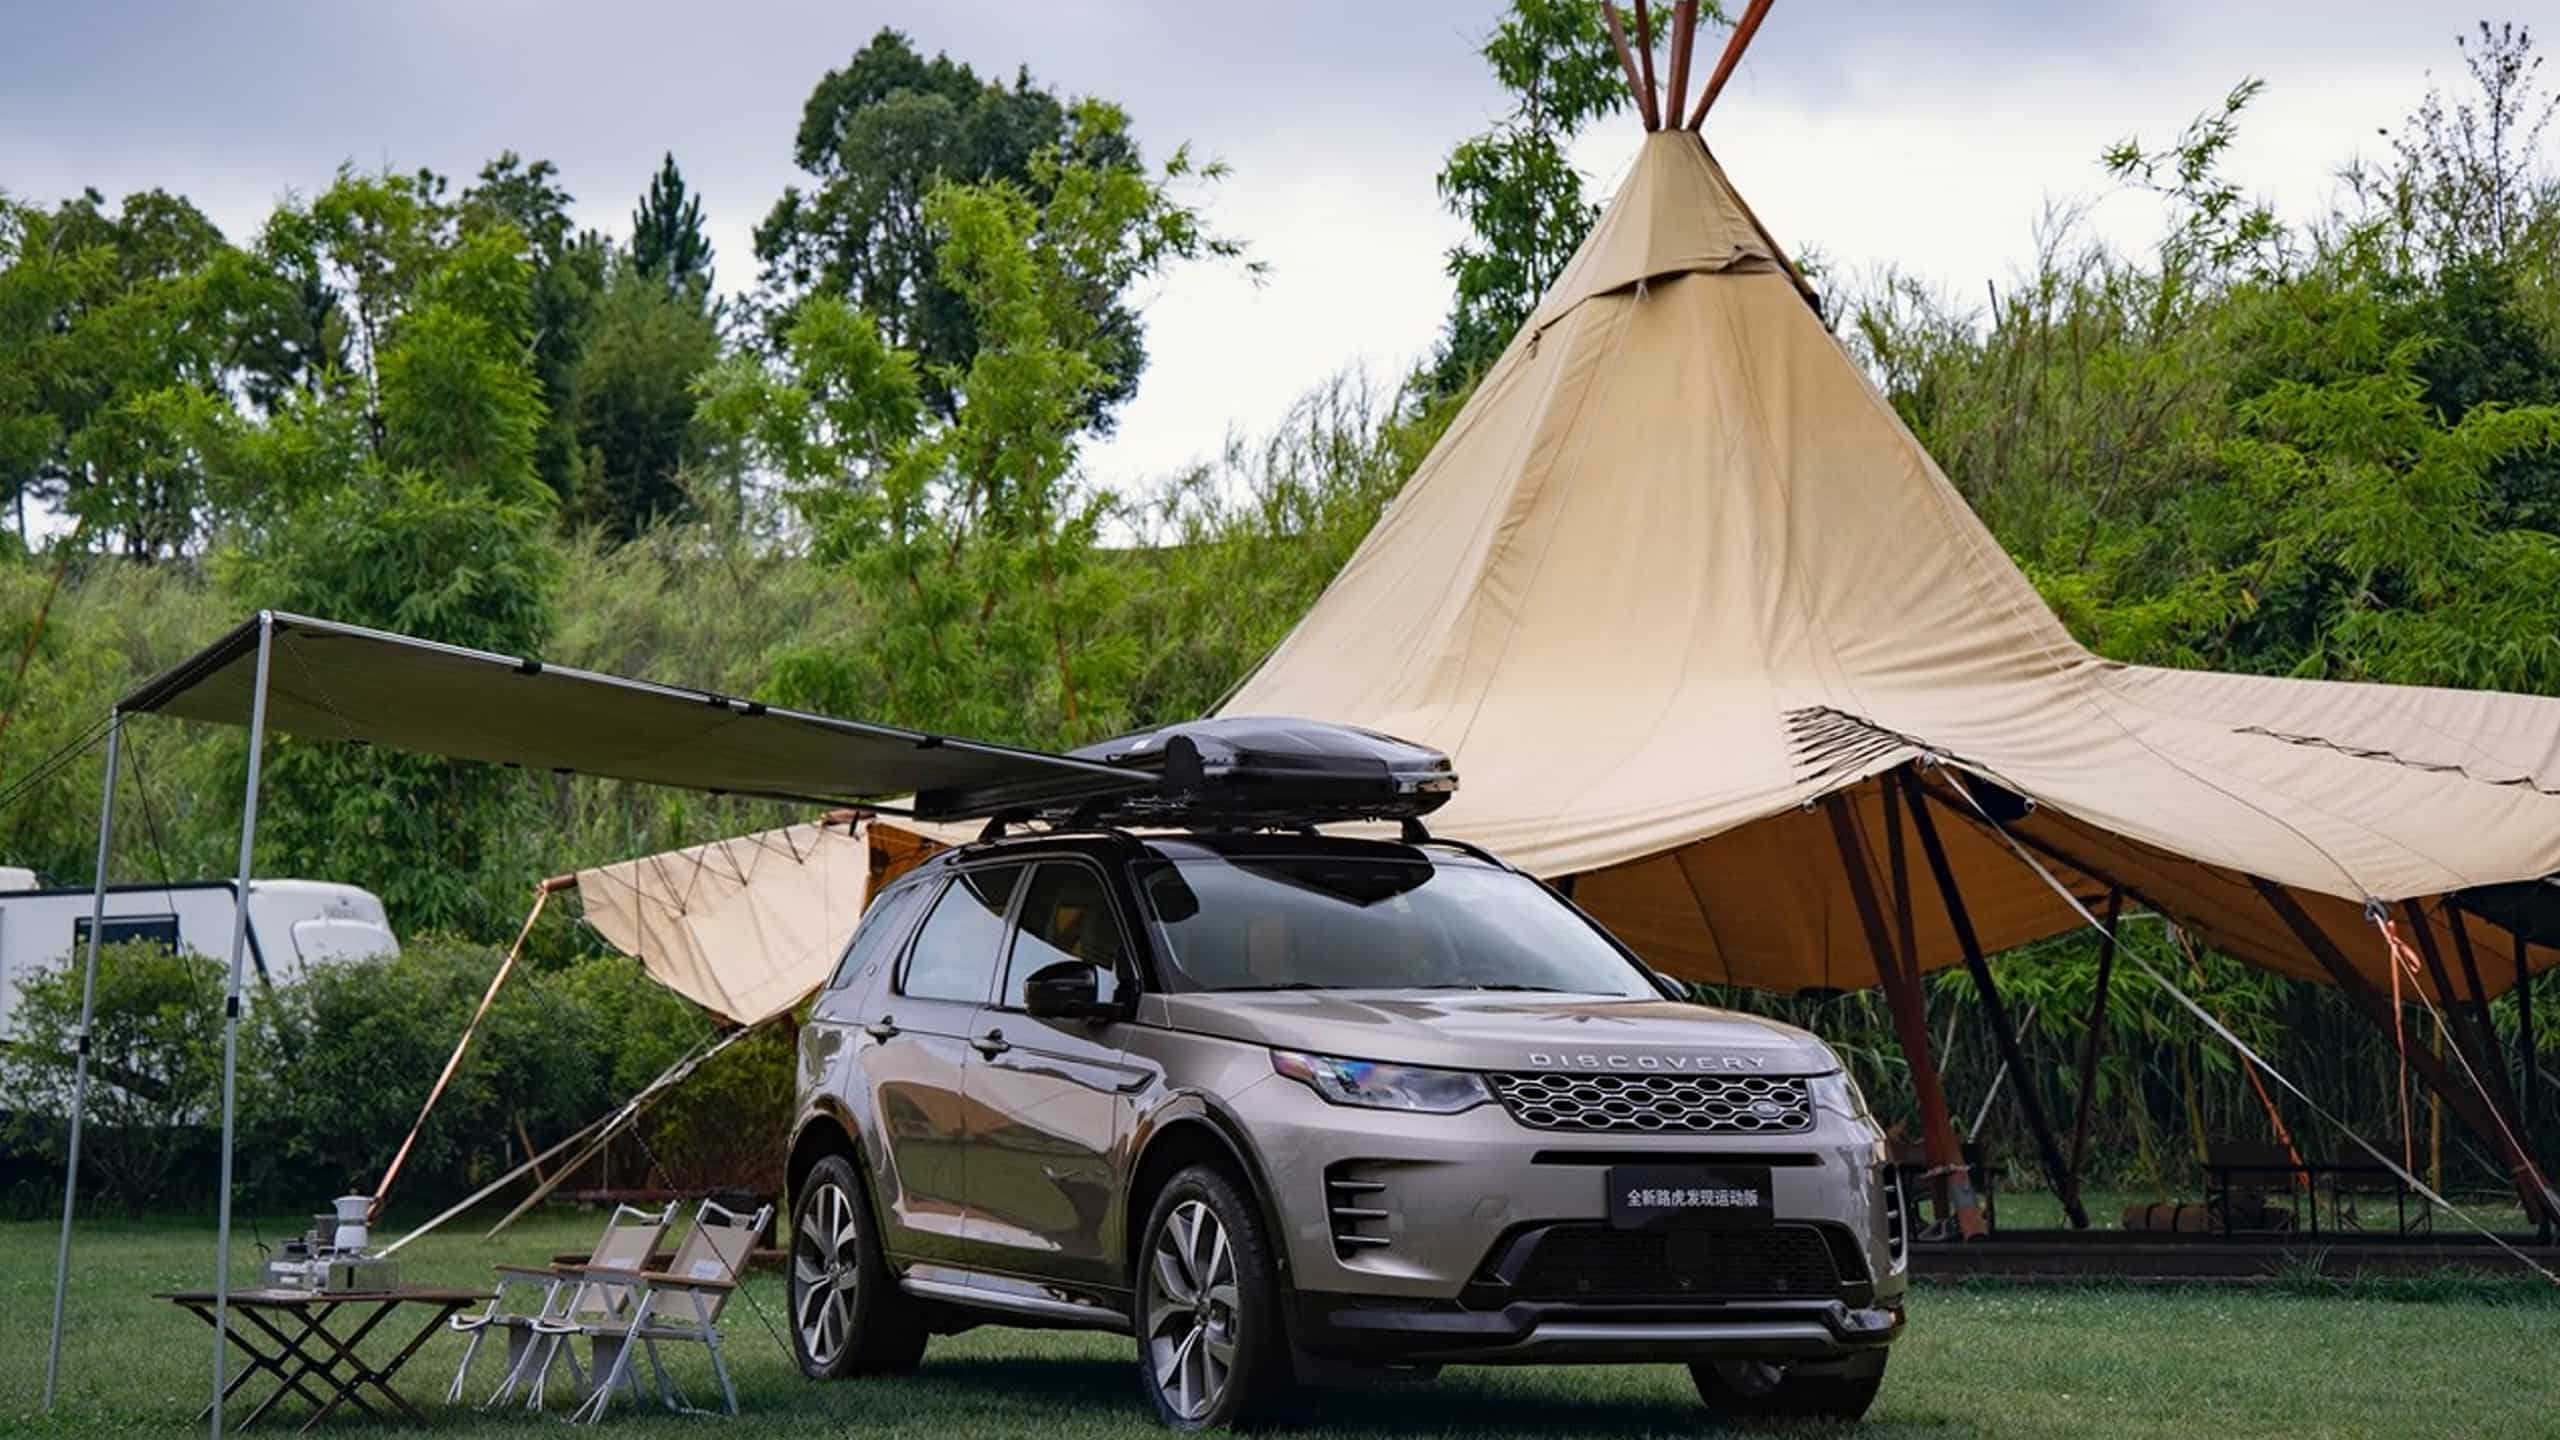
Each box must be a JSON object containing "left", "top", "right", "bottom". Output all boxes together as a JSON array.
[
  {"left": 1024, "top": 961, "right": 1119, "bottom": 1021},
  {"left": 1651, "top": 968, "right": 1690, "bottom": 1000}
]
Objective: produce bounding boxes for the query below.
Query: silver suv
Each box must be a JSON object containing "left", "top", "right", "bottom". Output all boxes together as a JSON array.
[{"left": 785, "top": 830, "right": 1905, "bottom": 1428}]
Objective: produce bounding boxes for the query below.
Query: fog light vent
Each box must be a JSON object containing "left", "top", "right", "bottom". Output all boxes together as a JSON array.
[{"left": 1325, "top": 1162, "right": 1392, "bottom": 1259}]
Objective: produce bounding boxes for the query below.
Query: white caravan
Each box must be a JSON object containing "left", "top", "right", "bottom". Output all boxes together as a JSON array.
[{"left": 0, "top": 874, "right": 400, "bottom": 1043}]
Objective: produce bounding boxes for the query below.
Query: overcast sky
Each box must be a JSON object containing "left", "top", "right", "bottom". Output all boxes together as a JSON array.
[{"left": 0, "top": 1, "right": 2494, "bottom": 496}]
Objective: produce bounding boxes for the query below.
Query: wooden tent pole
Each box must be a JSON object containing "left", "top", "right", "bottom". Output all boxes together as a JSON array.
[
  {"left": 1898, "top": 769, "right": 2088, "bottom": 1228},
  {"left": 1822, "top": 790, "right": 1985, "bottom": 1239},
  {"left": 2444, "top": 907, "right": 2519, "bottom": 1119},
  {"left": 1883, "top": 776, "right": 1917, "bottom": 986},
  {"left": 2066, "top": 888, "right": 2125, "bottom": 1192},
  {"left": 1631, "top": 1, "right": 1663, "bottom": 131},
  {"left": 1663, "top": 1, "right": 1698, "bottom": 133},
  {"left": 1690, "top": 0, "right": 1775, "bottom": 129},
  {"left": 2408, "top": 902, "right": 2521, "bottom": 1122},
  {"left": 2518, "top": 928, "right": 2549, "bottom": 1243},
  {"left": 2254, "top": 879, "right": 2556, "bottom": 1224},
  {"left": 1601, "top": 4, "right": 1659, "bottom": 131},
  {"left": 1911, "top": 768, "right": 2559, "bottom": 1225}
]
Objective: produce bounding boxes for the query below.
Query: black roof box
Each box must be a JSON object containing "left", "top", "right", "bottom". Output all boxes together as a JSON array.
[{"left": 1063, "top": 716, "right": 1456, "bottom": 827}]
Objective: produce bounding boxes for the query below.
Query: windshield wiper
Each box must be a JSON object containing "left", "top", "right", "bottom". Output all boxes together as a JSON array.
[
  {"left": 1217, "top": 981, "right": 1330, "bottom": 991},
  {"left": 1408, "top": 982, "right": 1578, "bottom": 993}
]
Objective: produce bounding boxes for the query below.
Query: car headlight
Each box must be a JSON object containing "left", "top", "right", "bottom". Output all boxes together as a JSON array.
[
  {"left": 1270, "top": 1050, "right": 1491, "bottom": 1114},
  {"left": 1808, "top": 1069, "right": 1872, "bottom": 1122}
]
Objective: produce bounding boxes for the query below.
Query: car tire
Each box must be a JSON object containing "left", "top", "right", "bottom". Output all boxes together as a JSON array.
[
  {"left": 1689, "top": 1350, "right": 1886, "bottom": 1423},
  {"left": 789, "top": 1152, "right": 927, "bottom": 1378},
  {"left": 1135, "top": 1164, "right": 1293, "bottom": 1430}
]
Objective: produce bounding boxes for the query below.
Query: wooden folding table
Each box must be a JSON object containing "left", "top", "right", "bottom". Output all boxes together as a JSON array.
[{"left": 159, "top": 1286, "right": 485, "bottom": 1433}]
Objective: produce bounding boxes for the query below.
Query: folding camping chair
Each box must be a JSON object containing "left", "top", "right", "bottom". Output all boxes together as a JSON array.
[
  {"left": 447, "top": 1200, "right": 678, "bottom": 1409},
  {"left": 544, "top": 1197, "right": 773, "bottom": 1423}
]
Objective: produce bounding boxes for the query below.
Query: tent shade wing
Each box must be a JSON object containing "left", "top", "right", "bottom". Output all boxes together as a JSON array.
[
  {"left": 118, "top": 612, "right": 1153, "bottom": 819},
  {"left": 572, "top": 815, "right": 959, "bottom": 1026}
]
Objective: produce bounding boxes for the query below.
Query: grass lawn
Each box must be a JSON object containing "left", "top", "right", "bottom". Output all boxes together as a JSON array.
[{"left": 5, "top": 1209, "right": 2555, "bottom": 1439}]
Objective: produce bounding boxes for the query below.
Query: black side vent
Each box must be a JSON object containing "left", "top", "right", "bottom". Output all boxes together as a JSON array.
[
  {"left": 1881, "top": 1163, "right": 1909, "bottom": 1267},
  {"left": 1325, "top": 1162, "right": 1392, "bottom": 1259}
]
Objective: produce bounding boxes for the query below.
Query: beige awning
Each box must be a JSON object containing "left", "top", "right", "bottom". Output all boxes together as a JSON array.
[
  {"left": 572, "top": 815, "right": 964, "bottom": 1025},
  {"left": 1222, "top": 130, "right": 2560, "bottom": 1001}
]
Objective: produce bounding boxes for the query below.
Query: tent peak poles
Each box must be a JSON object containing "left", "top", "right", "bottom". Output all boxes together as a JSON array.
[
  {"left": 1597, "top": 4, "right": 1658, "bottom": 131},
  {"left": 208, "top": 615, "right": 272, "bottom": 1440},
  {"left": 43, "top": 710, "right": 121, "bottom": 1412},
  {"left": 1690, "top": 0, "right": 1774, "bottom": 129}
]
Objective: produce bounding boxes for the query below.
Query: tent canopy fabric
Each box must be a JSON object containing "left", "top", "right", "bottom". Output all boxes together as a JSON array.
[
  {"left": 572, "top": 815, "right": 958, "bottom": 1026},
  {"left": 120, "top": 612, "right": 1152, "bottom": 819},
  {"left": 1221, "top": 130, "right": 2560, "bottom": 1001}
]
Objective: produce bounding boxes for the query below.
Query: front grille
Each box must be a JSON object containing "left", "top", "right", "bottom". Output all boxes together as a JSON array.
[
  {"left": 1504, "top": 1223, "right": 1843, "bottom": 1300},
  {"left": 1486, "top": 1072, "right": 1813, "bottom": 1135}
]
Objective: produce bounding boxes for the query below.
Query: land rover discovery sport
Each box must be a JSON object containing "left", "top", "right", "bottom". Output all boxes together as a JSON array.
[{"left": 784, "top": 819, "right": 1905, "bottom": 1428}]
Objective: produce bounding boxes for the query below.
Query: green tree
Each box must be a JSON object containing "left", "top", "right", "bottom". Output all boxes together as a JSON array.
[
  {"left": 564, "top": 257, "right": 721, "bottom": 538},
  {"left": 1423, "top": 0, "right": 1651, "bottom": 395},
  {"left": 460, "top": 153, "right": 608, "bottom": 508},
  {"left": 632, "top": 152, "right": 714, "bottom": 303},
  {"left": 0, "top": 187, "right": 267, "bottom": 557},
  {"left": 213, "top": 172, "right": 563, "bottom": 933},
  {"left": 750, "top": 27, "right": 1156, "bottom": 431},
  {"left": 711, "top": 99, "right": 1243, "bottom": 746}
]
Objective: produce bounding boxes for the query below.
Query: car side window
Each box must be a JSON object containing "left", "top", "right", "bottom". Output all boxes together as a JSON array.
[
  {"left": 1002, "top": 862, "right": 1130, "bottom": 1010},
  {"left": 825, "top": 883, "right": 926, "bottom": 992},
  {"left": 897, "top": 865, "right": 1024, "bottom": 1005}
]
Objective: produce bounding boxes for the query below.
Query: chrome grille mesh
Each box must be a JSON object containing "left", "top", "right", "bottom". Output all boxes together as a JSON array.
[{"left": 1486, "top": 1072, "right": 1814, "bottom": 1135}]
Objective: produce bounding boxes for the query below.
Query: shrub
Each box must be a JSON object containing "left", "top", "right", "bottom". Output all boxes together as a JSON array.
[{"left": 0, "top": 940, "right": 228, "bottom": 1211}]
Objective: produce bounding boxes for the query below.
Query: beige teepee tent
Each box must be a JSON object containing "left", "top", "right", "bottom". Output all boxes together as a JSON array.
[{"left": 1222, "top": 0, "right": 2560, "bottom": 1227}]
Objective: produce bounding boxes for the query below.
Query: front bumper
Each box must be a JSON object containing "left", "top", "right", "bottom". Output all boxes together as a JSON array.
[
  {"left": 1230, "top": 1070, "right": 1906, "bottom": 1335},
  {"left": 1294, "top": 1292, "right": 1905, "bottom": 1364}
]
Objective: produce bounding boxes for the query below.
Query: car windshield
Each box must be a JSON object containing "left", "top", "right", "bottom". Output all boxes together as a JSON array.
[{"left": 1139, "top": 855, "right": 1655, "bottom": 997}]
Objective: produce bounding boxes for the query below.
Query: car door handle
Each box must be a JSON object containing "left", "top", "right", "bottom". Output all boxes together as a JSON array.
[
  {"left": 863, "top": 1017, "right": 898, "bottom": 1041},
  {"left": 972, "top": 1029, "right": 1011, "bottom": 1058}
]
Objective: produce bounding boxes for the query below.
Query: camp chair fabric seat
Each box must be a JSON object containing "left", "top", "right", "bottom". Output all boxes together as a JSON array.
[
  {"left": 447, "top": 1201, "right": 676, "bottom": 1410},
  {"left": 552, "top": 1198, "right": 771, "bottom": 1423}
]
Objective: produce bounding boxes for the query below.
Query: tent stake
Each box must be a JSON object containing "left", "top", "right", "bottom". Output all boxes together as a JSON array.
[
  {"left": 2065, "top": 888, "right": 2125, "bottom": 1197},
  {"left": 2254, "top": 878, "right": 2556, "bottom": 1226},
  {"left": 1898, "top": 769, "right": 2087, "bottom": 1228},
  {"left": 1821, "top": 790, "right": 1984, "bottom": 1239},
  {"left": 209, "top": 613, "right": 273, "bottom": 1440},
  {"left": 43, "top": 711, "right": 120, "bottom": 1412}
]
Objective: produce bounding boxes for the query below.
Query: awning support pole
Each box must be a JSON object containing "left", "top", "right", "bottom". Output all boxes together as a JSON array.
[
  {"left": 1822, "top": 789, "right": 1984, "bottom": 1239},
  {"left": 2254, "top": 877, "right": 2556, "bottom": 1226},
  {"left": 43, "top": 710, "right": 121, "bottom": 1411},
  {"left": 1897, "top": 768, "right": 2088, "bottom": 1229},
  {"left": 2065, "top": 888, "right": 2125, "bottom": 1196},
  {"left": 209, "top": 613, "right": 273, "bottom": 1440}
]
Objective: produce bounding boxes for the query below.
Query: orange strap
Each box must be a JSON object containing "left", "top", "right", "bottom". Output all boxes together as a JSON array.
[
  {"left": 2373, "top": 912, "right": 2558, "bottom": 1215},
  {"left": 370, "top": 886, "right": 553, "bottom": 1220},
  {"left": 2382, "top": 919, "right": 2416, "bottom": 1173}
]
